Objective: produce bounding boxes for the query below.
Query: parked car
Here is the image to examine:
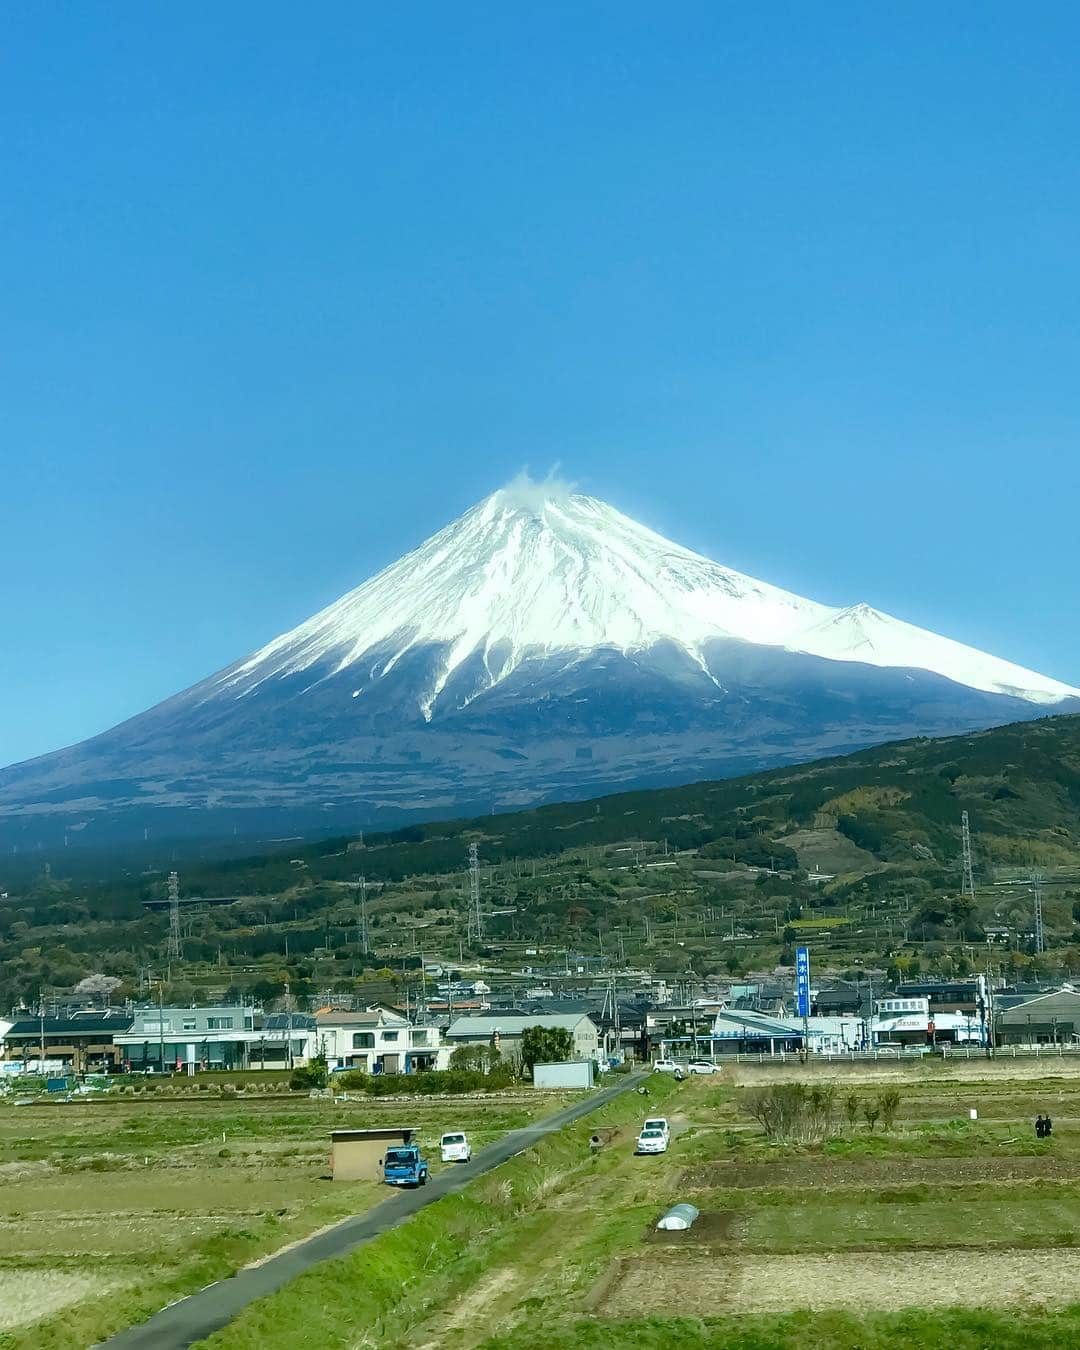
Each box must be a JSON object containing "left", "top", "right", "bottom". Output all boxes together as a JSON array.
[
  {"left": 382, "top": 1144, "right": 430, "bottom": 1187},
  {"left": 440, "top": 1132, "right": 472, "bottom": 1163},
  {"left": 635, "top": 1127, "right": 669, "bottom": 1155},
  {"left": 643, "top": 1116, "right": 670, "bottom": 1140},
  {"left": 687, "top": 1059, "right": 720, "bottom": 1075},
  {"left": 651, "top": 1059, "right": 685, "bottom": 1079}
]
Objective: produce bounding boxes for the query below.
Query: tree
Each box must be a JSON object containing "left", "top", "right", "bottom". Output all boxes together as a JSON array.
[
  {"left": 520, "top": 1025, "right": 573, "bottom": 1078},
  {"left": 72, "top": 973, "right": 123, "bottom": 1004},
  {"left": 449, "top": 1043, "right": 501, "bottom": 1073}
]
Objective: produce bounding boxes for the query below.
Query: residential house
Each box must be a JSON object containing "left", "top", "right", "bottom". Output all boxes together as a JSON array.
[
  {"left": 315, "top": 1008, "right": 449, "bottom": 1074},
  {"left": 444, "top": 1013, "right": 600, "bottom": 1065},
  {"left": 114, "top": 1004, "right": 256, "bottom": 1071},
  {"left": 2, "top": 1010, "right": 134, "bottom": 1072}
]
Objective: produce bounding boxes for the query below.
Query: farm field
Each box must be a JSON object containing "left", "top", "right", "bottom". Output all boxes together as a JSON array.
[
  {"left": 0, "top": 1084, "right": 566, "bottom": 1349},
  {"left": 199, "top": 1062, "right": 1080, "bottom": 1350}
]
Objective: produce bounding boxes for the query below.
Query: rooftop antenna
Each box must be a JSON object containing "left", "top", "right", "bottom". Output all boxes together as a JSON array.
[
  {"left": 1033, "top": 871, "right": 1046, "bottom": 955},
  {"left": 468, "top": 842, "right": 483, "bottom": 946},
  {"left": 960, "top": 811, "right": 977, "bottom": 908},
  {"left": 166, "top": 870, "right": 184, "bottom": 961}
]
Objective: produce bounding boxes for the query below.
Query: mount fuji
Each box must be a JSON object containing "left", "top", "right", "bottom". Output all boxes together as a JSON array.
[{"left": 3, "top": 479, "right": 1077, "bottom": 847}]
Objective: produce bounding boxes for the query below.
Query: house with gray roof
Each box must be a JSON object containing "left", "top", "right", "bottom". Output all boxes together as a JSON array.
[{"left": 445, "top": 1013, "right": 599, "bottom": 1064}]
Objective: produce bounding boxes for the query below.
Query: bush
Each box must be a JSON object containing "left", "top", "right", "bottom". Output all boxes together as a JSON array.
[
  {"left": 337, "top": 1065, "right": 517, "bottom": 1096},
  {"left": 878, "top": 1088, "right": 902, "bottom": 1131},
  {"left": 289, "top": 1053, "right": 329, "bottom": 1091},
  {"left": 742, "top": 1083, "right": 838, "bottom": 1143}
]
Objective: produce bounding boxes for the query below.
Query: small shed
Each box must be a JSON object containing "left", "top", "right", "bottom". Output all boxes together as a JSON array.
[{"left": 331, "top": 1127, "right": 417, "bottom": 1182}]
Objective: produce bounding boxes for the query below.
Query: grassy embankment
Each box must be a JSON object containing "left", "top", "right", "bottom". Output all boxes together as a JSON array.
[
  {"left": 201, "top": 1064, "right": 1080, "bottom": 1350},
  {"left": 0, "top": 1088, "right": 567, "bottom": 1349}
]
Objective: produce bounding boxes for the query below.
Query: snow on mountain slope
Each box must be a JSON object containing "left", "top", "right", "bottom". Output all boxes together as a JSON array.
[
  {"left": 213, "top": 481, "right": 1078, "bottom": 715},
  {"left": 790, "top": 603, "right": 1078, "bottom": 705}
]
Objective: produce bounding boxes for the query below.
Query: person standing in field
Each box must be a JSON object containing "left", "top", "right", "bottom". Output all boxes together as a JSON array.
[
  {"left": 1044, "top": 1114, "right": 1053, "bottom": 1138},
  {"left": 1036, "top": 1115, "right": 1046, "bottom": 1138}
]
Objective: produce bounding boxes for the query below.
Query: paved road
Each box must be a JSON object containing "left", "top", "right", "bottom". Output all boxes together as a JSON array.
[{"left": 100, "top": 1072, "right": 646, "bottom": 1350}]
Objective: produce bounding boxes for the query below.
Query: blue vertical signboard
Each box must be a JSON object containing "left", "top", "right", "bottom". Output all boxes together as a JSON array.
[{"left": 795, "top": 946, "right": 811, "bottom": 1019}]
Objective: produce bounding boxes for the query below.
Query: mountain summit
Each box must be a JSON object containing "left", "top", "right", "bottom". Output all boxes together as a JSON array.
[
  {"left": 2, "top": 483, "right": 1077, "bottom": 847},
  {"left": 221, "top": 485, "right": 1076, "bottom": 713}
]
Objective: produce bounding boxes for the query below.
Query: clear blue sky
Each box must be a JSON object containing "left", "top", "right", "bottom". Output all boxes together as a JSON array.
[{"left": 3, "top": 4, "right": 1079, "bottom": 767}]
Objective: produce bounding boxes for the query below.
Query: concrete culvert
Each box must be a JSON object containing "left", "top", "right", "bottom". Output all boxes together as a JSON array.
[
  {"left": 589, "top": 1127, "right": 619, "bottom": 1152},
  {"left": 657, "top": 1203, "right": 700, "bottom": 1231}
]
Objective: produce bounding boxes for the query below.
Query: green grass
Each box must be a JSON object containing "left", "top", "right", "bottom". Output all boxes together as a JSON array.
[
  {"left": 475, "top": 1307, "right": 1080, "bottom": 1350},
  {"left": 744, "top": 1196, "right": 1080, "bottom": 1251}
]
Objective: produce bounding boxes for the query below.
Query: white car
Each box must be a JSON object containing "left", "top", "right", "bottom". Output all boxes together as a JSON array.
[
  {"left": 687, "top": 1059, "right": 720, "bottom": 1075},
  {"left": 439, "top": 1132, "right": 472, "bottom": 1163},
  {"left": 643, "top": 1116, "right": 670, "bottom": 1140},
  {"left": 651, "top": 1059, "right": 685, "bottom": 1079},
  {"left": 636, "top": 1127, "right": 669, "bottom": 1155}
]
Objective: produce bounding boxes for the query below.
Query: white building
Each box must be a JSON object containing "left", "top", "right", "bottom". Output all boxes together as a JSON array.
[{"left": 315, "top": 1008, "right": 449, "bottom": 1074}]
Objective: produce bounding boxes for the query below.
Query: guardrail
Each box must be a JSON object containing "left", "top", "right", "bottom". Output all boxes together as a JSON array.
[{"left": 706, "top": 1044, "right": 1080, "bottom": 1065}]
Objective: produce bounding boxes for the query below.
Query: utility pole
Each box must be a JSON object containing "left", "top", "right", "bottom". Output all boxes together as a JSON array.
[
  {"left": 960, "top": 811, "right": 977, "bottom": 908},
  {"left": 468, "top": 843, "right": 483, "bottom": 946},
  {"left": 1033, "top": 871, "right": 1046, "bottom": 955},
  {"left": 157, "top": 978, "right": 166, "bottom": 1074},
  {"left": 166, "top": 871, "right": 183, "bottom": 961},
  {"left": 357, "top": 876, "right": 369, "bottom": 955}
]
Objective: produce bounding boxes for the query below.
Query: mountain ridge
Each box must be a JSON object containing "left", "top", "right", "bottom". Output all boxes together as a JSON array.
[{"left": 2, "top": 483, "right": 1076, "bottom": 848}]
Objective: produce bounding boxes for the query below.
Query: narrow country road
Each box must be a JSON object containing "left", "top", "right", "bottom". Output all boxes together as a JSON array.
[{"left": 99, "top": 1072, "right": 646, "bottom": 1350}]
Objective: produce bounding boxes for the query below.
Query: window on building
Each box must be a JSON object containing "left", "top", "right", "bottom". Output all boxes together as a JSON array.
[
  {"left": 352, "top": 1032, "right": 375, "bottom": 1049},
  {"left": 207, "top": 1017, "right": 233, "bottom": 1031},
  {"left": 382, "top": 1031, "right": 399, "bottom": 1043},
  {"left": 182, "top": 1018, "right": 197, "bottom": 1032}
]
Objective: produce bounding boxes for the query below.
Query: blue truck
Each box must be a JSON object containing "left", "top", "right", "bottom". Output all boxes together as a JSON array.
[{"left": 382, "top": 1143, "right": 430, "bottom": 1187}]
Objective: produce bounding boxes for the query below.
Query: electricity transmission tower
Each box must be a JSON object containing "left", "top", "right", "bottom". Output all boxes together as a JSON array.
[
  {"left": 356, "top": 876, "right": 369, "bottom": 955},
  {"left": 468, "top": 843, "right": 483, "bottom": 945},
  {"left": 960, "top": 811, "right": 977, "bottom": 906},
  {"left": 166, "top": 871, "right": 183, "bottom": 961},
  {"left": 1033, "top": 871, "right": 1046, "bottom": 955}
]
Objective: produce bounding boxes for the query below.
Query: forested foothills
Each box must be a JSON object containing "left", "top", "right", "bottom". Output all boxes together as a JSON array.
[{"left": 2, "top": 715, "right": 1079, "bottom": 1009}]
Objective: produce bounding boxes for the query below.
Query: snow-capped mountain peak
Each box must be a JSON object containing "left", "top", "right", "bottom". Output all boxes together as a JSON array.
[
  {"left": 4, "top": 477, "right": 1077, "bottom": 847},
  {"left": 215, "top": 484, "right": 1078, "bottom": 715}
]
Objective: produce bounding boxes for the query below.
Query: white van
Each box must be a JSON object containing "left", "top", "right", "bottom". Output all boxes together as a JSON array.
[{"left": 440, "top": 1132, "right": 472, "bottom": 1163}]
